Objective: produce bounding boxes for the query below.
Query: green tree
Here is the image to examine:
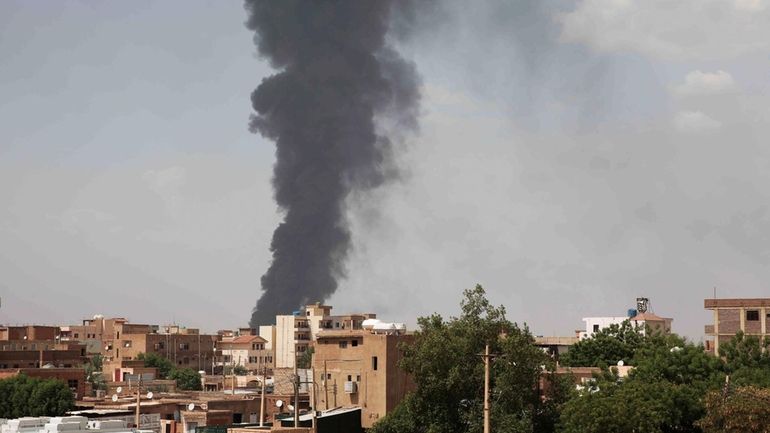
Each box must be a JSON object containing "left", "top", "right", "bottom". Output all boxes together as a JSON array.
[
  {"left": 224, "top": 365, "right": 248, "bottom": 376},
  {"left": 137, "top": 352, "right": 174, "bottom": 379},
  {"left": 297, "top": 347, "right": 314, "bottom": 369},
  {"left": 697, "top": 386, "right": 770, "bottom": 433},
  {"left": 85, "top": 354, "right": 106, "bottom": 394},
  {"left": 371, "top": 284, "right": 553, "bottom": 433},
  {"left": 0, "top": 374, "right": 74, "bottom": 418},
  {"left": 560, "top": 321, "right": 645, "bottom": 368},
  {"left": 169, "top": 368, "right": 202, "bottom": 391},
  {"left": 718, "top": 331, "right": 770, "bottom": 387}
]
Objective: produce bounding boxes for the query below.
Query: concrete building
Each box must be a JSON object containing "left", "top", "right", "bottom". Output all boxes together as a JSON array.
[
  {"left": 704, "top": 298, "right": 770, "bottom": 354},
  {"left": 99, "top": 323, "right": 219, "bottom": 378},
  {"left": 579, "top": 297, "right": 672, "bottom": 339},
  {"left": 218, "top": 335, "right": 273, "bottom": 373},
  {"left": 0, "top": 417, "right": 149, "bottom": 433},
  {"left": 534, "top": 336, "right": 578, "bottom": 362},
  {"left": 311, "top": 324, "right": 414, "bottom": 429},
  {"left": 273, "top": 303, "right": 376, "bottom": 369}
]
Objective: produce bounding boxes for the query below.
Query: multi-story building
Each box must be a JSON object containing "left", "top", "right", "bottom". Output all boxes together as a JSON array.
[
  {"left": 93, "top": 321, "right": 219, "bottom": 379},
  {"left": 312, "top": 320, "right": 414, "bottom": 429},
  {"left": 0, "top": 325, "right": 88, "bottom": 368},
  {"left": 218, "top": 334, "right": 273, "bottom": 373},
  {"left": 60, "top": 316, "right": 127, "bottom": 355},
  {"left": 274, "top": 303, "right": 376, "bottom": 368},
  {"left": 704, "top": 298, "right": 770, "bottom": 354}
]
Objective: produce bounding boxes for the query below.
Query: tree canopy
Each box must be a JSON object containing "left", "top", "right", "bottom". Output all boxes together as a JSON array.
[
  {"left": 0, "top": 374, "right": 74, "bottom": 418},
  {"left": 137, "top": 352, "right": 174, "bottom": 379},
  {"left": 168, "top": 368, "right": 202, "bottom": 391},
  {"left": 371, "top": 285, "right": 559, "bottom": 433},
  {"left": 137, "top": 352, "right": 200, "bottom": 390}
]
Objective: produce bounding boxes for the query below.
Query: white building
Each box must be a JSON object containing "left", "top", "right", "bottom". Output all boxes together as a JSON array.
[
  {"left": 579, "top": 298, "right": 673, "bottom": 340},
  {"left": 0, "top": 417, "right": 152, "bottom": 433},
  {"left": 579, "top": 316, "right": 632, "bottom": 340}
]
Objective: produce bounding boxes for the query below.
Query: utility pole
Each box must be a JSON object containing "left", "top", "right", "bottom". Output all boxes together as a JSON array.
[
  {"left": 259, "top": 361, "right": 266, "bottom": 427},
  {"left": 482, "top": 344, "right": 491, "bottom": 433},
  {"left": 135, "top": 375, "right": 142, "bottom": 429},
  {"left": 323, "top": 360, "right": 329, "bottom": 410},
  {"left": 294, "top": 352, "right": 299, "bottom": 428}
]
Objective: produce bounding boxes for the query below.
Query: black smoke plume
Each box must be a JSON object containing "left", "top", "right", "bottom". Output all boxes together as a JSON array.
[{"left": 245, "top": 1, "right": 421, "bottom": 326}]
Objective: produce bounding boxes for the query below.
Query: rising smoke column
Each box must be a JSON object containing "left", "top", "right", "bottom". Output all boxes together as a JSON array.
[{"left": 245, "top": 1, "right": 420, "bottom": 326}]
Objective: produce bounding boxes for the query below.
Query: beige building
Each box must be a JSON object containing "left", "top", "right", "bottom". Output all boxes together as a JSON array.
[
  {"left": 274, "top": 303, "right": 376, "bottom": 368},
  {"left": 312, "top": 327, "right": 414, "bottom": 429},
  {"left": 705, "top": 298, "right": 770, "bottom": 354},
  {"left": 218, "top": 335, "right": 273, "bottom": 372},
  {"left": 96, "top": 321, "right": 219, "bottom": 379}
]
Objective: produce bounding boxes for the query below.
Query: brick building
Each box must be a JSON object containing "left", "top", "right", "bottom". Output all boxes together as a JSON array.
[
  {"left": 0, "top": 367, "right": 87, "bottom": 399},
  {"left": 705, "top": 298, "right": 770, "bottom": 354},
  {"left": 312, "top": 324, "right": 414, "bottom": 429}
]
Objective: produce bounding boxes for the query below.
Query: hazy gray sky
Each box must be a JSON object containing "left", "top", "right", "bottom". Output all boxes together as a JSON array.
[{"left": 2, "top": 0, "right": 769, "bottom": 340}]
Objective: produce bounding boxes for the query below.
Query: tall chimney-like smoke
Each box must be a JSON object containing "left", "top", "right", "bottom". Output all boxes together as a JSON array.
[{"left": 245, "top": 1, "right": 420, "bottom": 326}]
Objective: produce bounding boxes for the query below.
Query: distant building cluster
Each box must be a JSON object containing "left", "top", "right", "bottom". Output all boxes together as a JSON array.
[{"left": 0, "top": 296, "right": 765, "bottom": 432}]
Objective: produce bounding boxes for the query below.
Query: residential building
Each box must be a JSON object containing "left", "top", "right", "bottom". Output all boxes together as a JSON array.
[
  {"left": 534, "top": 336, "right": 578, "bottom": 362},
  {"left": 579, "top": 297, "right": 672, "bottom": 339},
  {"left": 218, "top": 335, "right": 273, "bottom": 372},
  {"left": 273, "top": 303, "right": 376, "bottom": 369},
  {"left": 0, "top": 326, "right": 88, "bottom": 368},
  {"left": 312, "top": 321, "right": 414, "bottom": 429},
  {"left": 0, "top": 417, "right": 145, "bottom": 433},
  {"left": 704, "top": 298, "right": 770, "bottom": 354},
  {"left": 97, "top": 321, "right": 219, "bottom": 376}
]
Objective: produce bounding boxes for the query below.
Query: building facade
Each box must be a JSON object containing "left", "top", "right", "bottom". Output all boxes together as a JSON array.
[
  {"left": 312, "top": 327, "right": 414, "bottom": 429},
  {"left": 704, "top": 298, "right": 770, "bottom": 354},
  {"left": 273, "top": 303, "right": 376, "bottom": 369},
  {"left": 218, "top": 335, "right": 273, "bottom": 372}
]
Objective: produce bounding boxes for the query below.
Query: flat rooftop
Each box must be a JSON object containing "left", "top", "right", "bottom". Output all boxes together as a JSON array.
[{"left": 704, "top": 298, "right": 770, "bottom": 308}]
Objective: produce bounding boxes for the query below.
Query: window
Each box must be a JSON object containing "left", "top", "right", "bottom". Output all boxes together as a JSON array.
[
  {"left": 351, "top": 339, "right": 358, "bottom": 347},
  {"left": 747, "top": 310, "right": 760, "bottom": 321},
  {"left": 327, "top": 373, "right": 331, "bottom": 380},
  {"left": 339, "top": 341, "right": 348, "bottom": 349},
  {"left": 372, "top": 356, "right": 378, "bottom": 371},
  {"left": 67, "top": 379, "right": 78, "bottom": 389},
  {"left": 356, "top": 375, "right": 361, "bottom": 381},
  {"left": 593, "top": 324, "right": 600, "bottom": 332},
  {"left": 180, "top": 343, "right": 190, "bottom": 350},
  {"left": 74, "top": 333, "right": 79, "bottom": 339},
  {"left": 347, "top": 375, "right": 352, "bottom": 381}
]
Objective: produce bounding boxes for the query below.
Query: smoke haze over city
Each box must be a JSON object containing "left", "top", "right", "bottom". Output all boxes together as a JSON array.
[{"left": 2, "top": 0, "right": 770, "bottom": 340}]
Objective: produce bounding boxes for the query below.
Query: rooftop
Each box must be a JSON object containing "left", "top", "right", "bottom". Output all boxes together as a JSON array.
[{"left": 704, "top": 298, "right": 770, "bottom": 308}]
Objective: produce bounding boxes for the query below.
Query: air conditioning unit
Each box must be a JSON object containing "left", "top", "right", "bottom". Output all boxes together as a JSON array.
[{"left": 344, "top": 381, "right": 358, "bottom": 394}]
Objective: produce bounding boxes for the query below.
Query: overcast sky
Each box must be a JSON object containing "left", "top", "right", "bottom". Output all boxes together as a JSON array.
[{"left": 2, "top": 0, "right": 769, "bottom": 340}]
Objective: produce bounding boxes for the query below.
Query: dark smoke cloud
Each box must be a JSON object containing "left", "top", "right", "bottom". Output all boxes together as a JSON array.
[{"left": 245, "top": 1, "right": 420, "bottom": 326}]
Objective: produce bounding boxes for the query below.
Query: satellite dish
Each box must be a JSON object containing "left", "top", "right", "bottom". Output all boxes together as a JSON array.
[
  {"left": 112, "top": 394, "right": 118, "bottom": 402},
  {"left": 146, "top": 392, "right": 154, "bottom": 400},
  {"left": 116, "top": 387, "right": 123, "bottom": 394},
  {"left": 617, "top": 360, "right": 624, "bottom": 367},
  {"left": 275, "top": 399, "right": 283, "bottom": 408},
  {"left": 287, "top": 405, "right": 295, "bottom": 412},
  {"left": 188, "top": 403, "right": 195, "bottom": 411}
]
